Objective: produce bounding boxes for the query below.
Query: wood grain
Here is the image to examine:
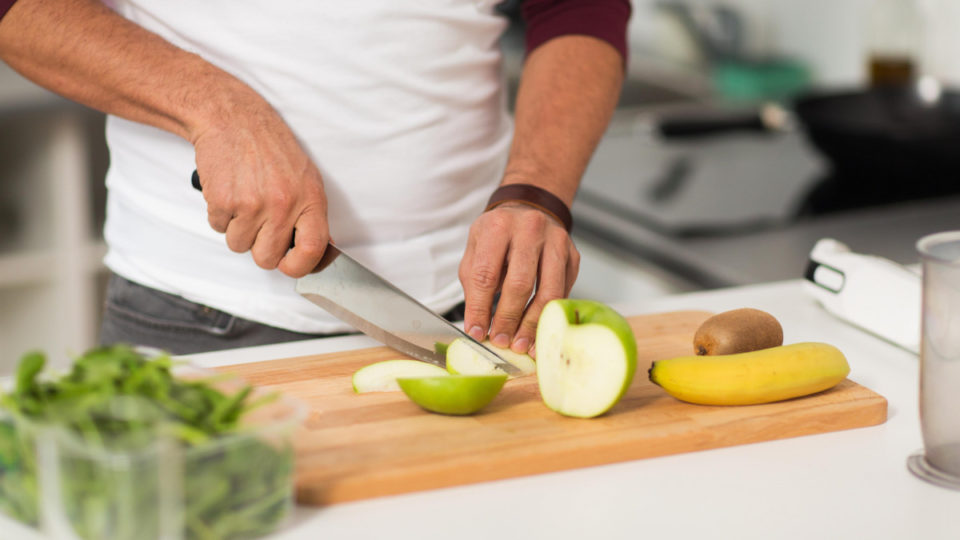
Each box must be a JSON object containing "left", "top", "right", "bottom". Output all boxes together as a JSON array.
[{"left": 217, "top": 310, "right": 887, "bottom": 505}]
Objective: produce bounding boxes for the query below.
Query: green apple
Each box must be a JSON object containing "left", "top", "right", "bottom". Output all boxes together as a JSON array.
[
  {"left": 445, "top": 338, "right": 536, "bottom": 377},
  {"left": 397, "top": 374, "right": 507, "bottom": 415},
  {"left": 352, "top": 359, "right": 449, "bottom": 393},
  {"left": 535, "top": 299, "right": 637, "bottom": 418}
]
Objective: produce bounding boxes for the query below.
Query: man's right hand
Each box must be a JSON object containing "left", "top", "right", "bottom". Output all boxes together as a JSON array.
[
  {"left": 0, "top": 0, "right": 331, "bottom": 278},
  {"left": 191, "top": 100, "right": 330, "bottom": 278}
]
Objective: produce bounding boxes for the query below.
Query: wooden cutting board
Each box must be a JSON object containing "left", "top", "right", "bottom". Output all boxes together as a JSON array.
[{"left": 217, "top": 310, "right": 887, "bottom": 506}]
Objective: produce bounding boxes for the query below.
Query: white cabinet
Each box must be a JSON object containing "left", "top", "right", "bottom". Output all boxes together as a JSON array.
[{"left": 0, "top": 64, "right": 109, "bottom": 375}]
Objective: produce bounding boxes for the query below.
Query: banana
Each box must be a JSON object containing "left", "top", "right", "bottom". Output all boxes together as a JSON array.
[{"left": 648, "top": 342, "right": 850, "bottom": 406}]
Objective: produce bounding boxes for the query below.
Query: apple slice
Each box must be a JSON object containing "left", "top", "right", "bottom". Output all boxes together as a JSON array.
[
  {"left": 481, "top": 341, "right": 536, "bottom": 375},
  {"left": 352, "top": 359, "right": 449, "bottom": 393},
  {"left": 397, "top": 374, "right": 507, "bottom": 415},
  {"left": 445, "top": 338, "right": 536, "bottom": 377},
  {"left": 535, "top": 299, "right": 637, "bottom": 418}
]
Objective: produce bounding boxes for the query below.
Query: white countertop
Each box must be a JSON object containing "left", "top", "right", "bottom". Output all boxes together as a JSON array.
[
  {"left": 6, "top": 279, "right": 959, "bottom": 539},
  {"left": 194, "top": 279, "right": 957, "bottom": 540}
]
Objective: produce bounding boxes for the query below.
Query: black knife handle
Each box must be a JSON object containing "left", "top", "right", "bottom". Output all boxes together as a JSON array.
[{"left": 657, "top": 113, "right": 768, "bottom": 139}]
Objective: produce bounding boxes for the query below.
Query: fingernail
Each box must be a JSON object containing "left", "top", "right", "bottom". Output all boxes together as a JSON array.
[
  {"left": 492, "top": 333, "right": 510, "bottom": 348},
  {"left": 468, "top": 326, "right": 485, "bottom": 341},
  {"left": 511, "top": 337, "right": 530, "bottom": 353}
]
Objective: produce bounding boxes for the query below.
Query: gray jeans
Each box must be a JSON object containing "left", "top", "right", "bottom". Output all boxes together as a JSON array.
[{"left": 99, "top": 273, "right": 466, "bottom": 355}]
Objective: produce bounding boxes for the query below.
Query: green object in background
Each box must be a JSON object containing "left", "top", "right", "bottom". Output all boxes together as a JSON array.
[
  {"left": 0, "top": 345, "right": 296, "bottom": 540},
  {"left": 712, "top": 57, "right": 811, "bottom": 102}
]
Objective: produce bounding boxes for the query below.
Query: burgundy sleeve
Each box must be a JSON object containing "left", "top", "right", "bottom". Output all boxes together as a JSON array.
[
  {"left": 521, "top": 0, "right": 631, "bottom": 62},
  {"left": 0, "top": 0, "right": 16, "bottom": 23}
]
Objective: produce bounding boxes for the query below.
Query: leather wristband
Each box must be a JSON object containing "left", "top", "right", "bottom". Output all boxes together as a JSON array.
[{"left": 484, "top": 183, "right": 573, "bottom": 232}]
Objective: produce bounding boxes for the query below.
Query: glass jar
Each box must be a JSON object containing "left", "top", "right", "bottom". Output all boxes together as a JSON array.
[{"left": 866, "top": 0, "right": 924, "bottom": 86}]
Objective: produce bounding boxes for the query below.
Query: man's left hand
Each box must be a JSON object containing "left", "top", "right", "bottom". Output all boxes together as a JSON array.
[{"left": 459, "top": 203, "right": 580, "bottom": 357}]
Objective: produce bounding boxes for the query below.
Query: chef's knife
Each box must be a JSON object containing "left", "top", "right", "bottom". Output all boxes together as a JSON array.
[
  {"left": 299, "top": 244, "right": 519, "bottom": 373},
  {"left": 190, "top": 171, "right": 519, "bottom": 374}
]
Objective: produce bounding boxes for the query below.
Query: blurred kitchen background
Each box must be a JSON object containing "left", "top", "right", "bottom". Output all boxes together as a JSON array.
[{"left": 2, "top": 0, "right": 959, "bottom": 371}]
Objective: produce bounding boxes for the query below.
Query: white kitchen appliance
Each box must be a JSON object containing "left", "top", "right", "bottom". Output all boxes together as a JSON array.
[{"left": 803, "top": 238, "right": 921, "bottom": 354}]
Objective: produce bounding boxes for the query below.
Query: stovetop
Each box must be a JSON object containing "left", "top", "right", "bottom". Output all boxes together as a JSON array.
[
  {"left": 577, "top": 110, "right": 826, "bottom": 238},
  {"left": 573, "top": 110, "right": 960, "bottom": 289}
]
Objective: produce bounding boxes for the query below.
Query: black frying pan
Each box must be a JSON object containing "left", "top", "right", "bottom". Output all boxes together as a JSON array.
[{"left": 657, "top": 87, "right": 960, "bottom": 214}]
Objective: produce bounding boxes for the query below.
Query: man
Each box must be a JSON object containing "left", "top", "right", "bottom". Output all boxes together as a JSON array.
[{"left": 0, "top": 0, "right": 628, "bottom": 355}]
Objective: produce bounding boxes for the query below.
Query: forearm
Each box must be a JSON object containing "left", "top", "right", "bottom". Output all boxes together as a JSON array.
[
  {"left": 502, "top": 35, "right": 624, "bottom": 207},
  {"left": 0, "top": 0, "right": 263, "bottom": 143},
  {"left": 0, "top": 0, "right": 330, "bottom": 277}
]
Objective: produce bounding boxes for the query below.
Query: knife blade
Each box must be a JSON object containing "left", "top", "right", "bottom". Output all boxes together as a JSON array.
[
  {"left": 297, "top": 245, "right": 520, "bottom": 375},
  {"left": 190, "top": 171, "right": 518, "bottom": 375}
]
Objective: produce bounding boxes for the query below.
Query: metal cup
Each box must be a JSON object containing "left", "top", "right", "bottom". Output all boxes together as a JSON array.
[{"left": 908, "top": 231, "right": 960, "bottom": 489}]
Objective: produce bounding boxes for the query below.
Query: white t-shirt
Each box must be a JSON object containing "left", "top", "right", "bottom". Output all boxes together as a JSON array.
[{"left": 102, "top": 1, "right": 513, "bottom": 333}]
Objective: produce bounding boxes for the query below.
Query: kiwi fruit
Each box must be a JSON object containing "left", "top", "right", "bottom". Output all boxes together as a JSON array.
[{"left": 693, "top": 308, "right": 783, "bottom": 356}]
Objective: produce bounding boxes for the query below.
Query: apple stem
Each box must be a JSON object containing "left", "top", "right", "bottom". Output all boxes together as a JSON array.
[{"left": 574, "top": 309, "right": 580, "bottom": 325}]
